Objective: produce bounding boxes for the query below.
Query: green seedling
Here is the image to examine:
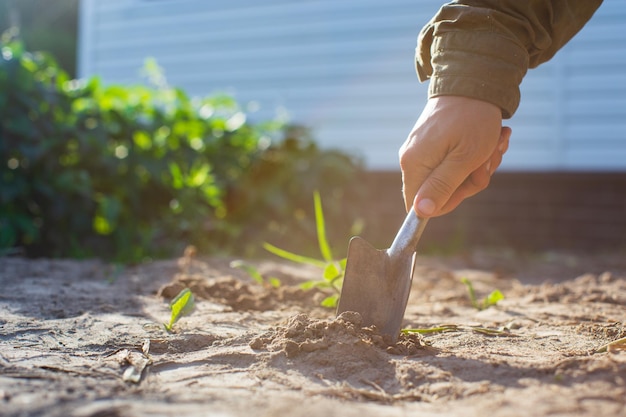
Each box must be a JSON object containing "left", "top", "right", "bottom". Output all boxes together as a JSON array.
[
  {"left": 460, "top": 277, "right": 504, "bottom": 310},
  {"left": 230, "top": 260, "right": 281, "bottom": 288},
  {"left": 263, "top": 191, "right": 346, "bottom": 308},
  {"left": 164, "top": 288, "right": 195, "bottom": 332}
]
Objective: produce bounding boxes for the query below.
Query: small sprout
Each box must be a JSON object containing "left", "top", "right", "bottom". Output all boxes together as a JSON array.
[
  {"left": 164, "top": 288, "right": 195, "bottom": 332},
  {"left": 263, "top": 191, "right": 345, "bottom": 308},
  {"left": 321, "top": 294, "right": 339, "bottom": 308},
  {"left": 230, "top": 260, "right": 281, "bottom": 288},
  {"left": 461, "top": 277, "right": 504, "bottom": 310}
]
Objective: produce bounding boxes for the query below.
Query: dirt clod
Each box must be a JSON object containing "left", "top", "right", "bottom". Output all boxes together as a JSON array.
[{"left": 250, "top": 312, "right": 430, "bottom": 358}]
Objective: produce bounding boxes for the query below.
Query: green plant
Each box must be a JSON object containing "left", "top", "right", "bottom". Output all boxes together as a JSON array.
[
  {"left": 230, "top": 260, "right": 281, "bottom": 288},
  {"left": 164, "top": 288, "right": 195, "bottom": 332},
  {"left": 262, "top": 191, "right": 346, "bottom": 308},
  {"left": 0, "top": 37, "right": 365, "bottom": 261},
  {"left": 460, "top": 277, "right": 504, "bottom": 310}
]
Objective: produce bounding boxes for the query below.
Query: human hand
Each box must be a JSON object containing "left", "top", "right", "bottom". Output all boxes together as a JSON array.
[{"left": 399, "top": 96, "right": 511, "bottom": 217}]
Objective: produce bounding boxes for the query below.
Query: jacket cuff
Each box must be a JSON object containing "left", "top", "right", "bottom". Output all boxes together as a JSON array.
[{"left": 416, "top": 31, "right": 529, "bottom": 119}]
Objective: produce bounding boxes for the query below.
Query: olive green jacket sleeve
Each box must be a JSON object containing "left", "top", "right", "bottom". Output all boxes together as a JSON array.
[{"left": 416, "top": 0, "right": 603, "bottom": 118}]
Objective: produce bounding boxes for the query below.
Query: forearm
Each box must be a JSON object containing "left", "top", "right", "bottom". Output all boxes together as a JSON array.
[{"left": 416, "top": 0, "right": 603, "bottom": 118}]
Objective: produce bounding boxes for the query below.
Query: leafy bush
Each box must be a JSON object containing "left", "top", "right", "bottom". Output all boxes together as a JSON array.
[{"left": 0, "top": 37, "right": 365, "bottom": 261}]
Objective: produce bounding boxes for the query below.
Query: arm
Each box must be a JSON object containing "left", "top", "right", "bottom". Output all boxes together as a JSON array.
[{"left": 402, "top": 0, "right": 603, "bottom": 216}]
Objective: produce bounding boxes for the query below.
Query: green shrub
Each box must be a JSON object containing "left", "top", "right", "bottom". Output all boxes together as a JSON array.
[{"left": 0, "top": 37, "right": 365, "bottom": 261}]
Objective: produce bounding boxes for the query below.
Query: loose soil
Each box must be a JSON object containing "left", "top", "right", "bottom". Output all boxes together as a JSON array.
[{"left": 1, "top": 249, "right": 625, "bottom": 417}]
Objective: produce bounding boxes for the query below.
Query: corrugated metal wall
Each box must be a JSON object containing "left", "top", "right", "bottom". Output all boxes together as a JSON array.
[{"left": 78, "top": 0, "right": 626, "bottom": 171}]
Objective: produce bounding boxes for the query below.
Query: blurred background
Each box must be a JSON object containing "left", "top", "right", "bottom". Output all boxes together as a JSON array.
[{"left": 2, "top": 0, "right": 625, "bottom": 260}]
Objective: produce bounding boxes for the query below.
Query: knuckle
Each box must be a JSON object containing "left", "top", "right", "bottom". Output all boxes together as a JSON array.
[{"left": 425, "top": 175, "right": 456, "bottom": 198}]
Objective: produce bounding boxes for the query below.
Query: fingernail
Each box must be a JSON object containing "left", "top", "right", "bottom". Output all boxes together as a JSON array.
[
  {"left": 416, "top": 198, "right": 436, "bottom": 216},
  {"left": 486, "top": 160, "right": 492, "bottom": 174},
  {"left": 498, "top": 142, "right": 506, "bottom": 153}
]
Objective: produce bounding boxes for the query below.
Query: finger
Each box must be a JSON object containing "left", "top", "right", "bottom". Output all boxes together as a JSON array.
[
  {"left": 439, "top": 126, "right": 512, "bottom": 214},
  {"left": 399, "top": 136, "right": 444, "bottom": 213},
  {"left": 439, "top": 161, "right": 490, "bottom": 215},
  {"left": 487, "top": 126, "right": 511, "bottom": 175},
  {"left": 498, "top": 126, "right": 511, "bottom": 154},
  {"left": 412, "top": 156, "right": 480, "bottom": 217}
]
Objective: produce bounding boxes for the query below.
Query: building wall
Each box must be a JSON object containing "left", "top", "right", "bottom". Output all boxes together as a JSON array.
[
  {"left": 357, "top": 171, "right": 626, "bottom": 252},
  {"left": 78, "top": 0, "right": 626, "bottom": 171}
]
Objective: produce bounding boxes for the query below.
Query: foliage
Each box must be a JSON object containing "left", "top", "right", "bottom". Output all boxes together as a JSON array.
[
  {"left": 0, "top": 37, "right": 365, "bottom": 261},
  {"left": 164, "top": 288, "right": 195, "bottom": 332},
  {"left": 460, "top": 277, "right": 504, "bottom": 310},
  {"left": 261, "top": 191, "right": 346, "bottom": 308},
  {"left": 0, "top": 0, "right": 78, "bottom": 76}
]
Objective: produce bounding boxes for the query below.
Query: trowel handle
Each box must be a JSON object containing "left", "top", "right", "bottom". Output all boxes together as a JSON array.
[{"left": 387, "top": 209, "right": 428, "bottom": 259}]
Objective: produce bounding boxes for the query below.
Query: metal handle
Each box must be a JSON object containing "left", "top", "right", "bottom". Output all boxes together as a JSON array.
[{"left": 387, "top": 209, "right": 428, "bottom": 260}]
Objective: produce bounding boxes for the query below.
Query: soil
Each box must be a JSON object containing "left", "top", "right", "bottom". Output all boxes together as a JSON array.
[{"left": 1, "top": 248, "right": 626, "bottom": 417}]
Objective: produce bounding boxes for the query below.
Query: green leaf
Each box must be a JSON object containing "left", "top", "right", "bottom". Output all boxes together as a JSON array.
[
  {"left": 323, "top": 262, "right": 340, "bottom": 281},
  {"left": 165, "top": 288, "right": 195, "bottom": 332},
  {"left": 313, "top": 190, "right": 333, "bottom": 262},
  {"left": 262, "top": 242, "right": 326, "bottom": 268},
  {"left": 168, "top": 162, "right": 184, "bottom": 189},
  {"left": 320, "top": 294, "right": 339, "bottom": 308},
  {"left": 133, "top": 130, "right": 152, "bottom": 150},
  {"left": 268, "top": 277, "right": 281, "bottom": 288},
  {"left": 299, "top": 281, "right": 317, "bottom": 290},
  {"left": 187, "top": 163, "right": 210, "bottom": 187},
  {"left": 483, "top": 289, "right": 504, "bottom": 308},
  {"left": 230, "top": 260, "right": 264, "bottom": 285}
]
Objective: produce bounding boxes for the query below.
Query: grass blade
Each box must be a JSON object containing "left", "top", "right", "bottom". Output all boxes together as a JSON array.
[
  {"left": 402, "top": 325, "right": 459, "bottom": 334},
  {"left": 595, "top": 335, "right": 626, "bottom": 353},
  {"left": 460, "top": 277, "right": 478, "bottom": 309},
  {"left": 263, "top": 242, "right": 326, "bottom": 268},
  {"left": 313, "top": 190, "right": 333, "bottom": 262}
]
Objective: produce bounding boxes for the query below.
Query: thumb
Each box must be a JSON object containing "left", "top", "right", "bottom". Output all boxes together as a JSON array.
[{"left": 412, "top": 158, "right": 475, "bottom": 217}]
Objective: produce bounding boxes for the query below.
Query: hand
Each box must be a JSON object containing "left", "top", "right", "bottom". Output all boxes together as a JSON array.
[{"left": 399, "top": 96, "right": 511, "bottom": 217}]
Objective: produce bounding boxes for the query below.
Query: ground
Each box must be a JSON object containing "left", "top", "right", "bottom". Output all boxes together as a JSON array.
[{"left": 1, "top": 249, "right": 625, "bottom": 417}]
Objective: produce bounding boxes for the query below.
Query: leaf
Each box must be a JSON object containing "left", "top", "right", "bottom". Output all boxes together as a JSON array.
[
  {"left": 268, "top": 277, "right": 281, "bottom": 288},
  {"left": 320, "top": 294, "right": 339, "bottom": 308},
  {"left": 187, "top": 163, "right": 210, "bottom": 187},
  {"left": 164, "top": 288, "right": 195, "bottom": 331},
  {"left": 299, "top": 281, "right": 315, "bottom": 290},
  {"left": 323, "top": 263, "right": 340, "bottom": 281},
  {"left": 313, "top": 190, "right": 333, "bottom": 262},
  {"left": 262, "top": 242, "right": 326, "bottom": 268},
  {"left": 483, "top": 289, "right": 504, "bottom": 309},
  {"left": 230, "top": 260, "right": 264, "bottom": 285}
]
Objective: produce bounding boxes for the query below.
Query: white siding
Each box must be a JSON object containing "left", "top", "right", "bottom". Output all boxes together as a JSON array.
[
  {"left": 78, "top": 0, "right": 626, "bottom": 171},
  {"left": 506, "top": 0, "right": 626, "bottom": 171}
]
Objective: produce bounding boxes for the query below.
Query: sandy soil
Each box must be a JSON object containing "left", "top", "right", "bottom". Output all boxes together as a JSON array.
[{"left": 1, "top": 249, "right": 625, "bottom": 417}]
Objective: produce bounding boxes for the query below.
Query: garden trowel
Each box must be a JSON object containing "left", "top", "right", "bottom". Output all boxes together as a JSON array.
[{"left": 336, "top": 209, "right": 428, "bottom": 342}]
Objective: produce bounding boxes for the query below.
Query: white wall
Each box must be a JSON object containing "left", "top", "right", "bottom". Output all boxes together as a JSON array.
[{"left": 79, "top": 0, "right": 626, "bottom": 171}]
